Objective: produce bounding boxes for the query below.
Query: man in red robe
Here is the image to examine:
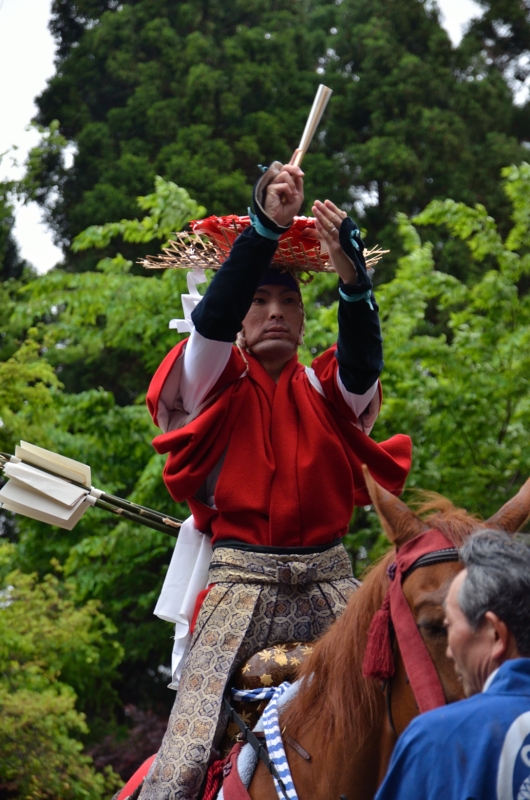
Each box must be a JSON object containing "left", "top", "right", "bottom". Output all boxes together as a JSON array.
[{"left": 140, "top": 163, "right": 411, "bottom": 800}]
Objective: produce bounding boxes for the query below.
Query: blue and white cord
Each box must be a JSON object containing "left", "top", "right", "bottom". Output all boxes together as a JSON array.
[
  {"left": 261, "top": 682, "right": 299, "bottom": 800},
  {"left": 231, "top": 686, "right": 277, "bottom": 703},
  {"left": 230, "top": 682, "right": 298, "bottom": 800}
]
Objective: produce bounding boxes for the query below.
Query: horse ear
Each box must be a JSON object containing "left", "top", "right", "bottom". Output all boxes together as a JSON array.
[
  {"left": 485, "top": 477, "right": 530, "bottom": 534},
  {"left": 362, "top": 465, "right": 428, "bottom": 545}
]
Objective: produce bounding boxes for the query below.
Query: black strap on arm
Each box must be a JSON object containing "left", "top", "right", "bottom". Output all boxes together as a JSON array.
[{"left": 335, "top": 217, "right": 383, "bottom": 395}]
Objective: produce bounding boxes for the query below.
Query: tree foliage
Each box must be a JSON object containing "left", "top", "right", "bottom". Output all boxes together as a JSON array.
[
  {"left": 5, "top": 130, "right": 530, "bottom": 787},
  {"left": 0, "top": 177, "right": 29, "bottom": 282},
  {"left": 22, "top": 0, "right": 528, "bottom": 279},
  {"left": 301, "top": 162, "right": 530, "bottom": 564},
  {"left": 71, "top": 175, "right": 206, "bottom": 252},
  {"left": 464, "top": 0, "right": 530, "bottom": 84},
  {"left": 3, "top": 0, "right": 530, "bottom": 773},
  {"left": 0, "top": 543, "right": 122, "bottom": 799},
  {"left": 325, "top": 0, "right": 526, "bottom": 265}
]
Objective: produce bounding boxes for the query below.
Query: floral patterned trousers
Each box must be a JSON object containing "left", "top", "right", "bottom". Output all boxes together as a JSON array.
[{"left": 139, "top": 543, "right": 358, "bottom": 800}]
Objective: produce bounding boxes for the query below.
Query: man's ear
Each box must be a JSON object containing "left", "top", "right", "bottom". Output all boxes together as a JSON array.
[{"left": 484, "top": 611, "right": 519, "bottom": 662}]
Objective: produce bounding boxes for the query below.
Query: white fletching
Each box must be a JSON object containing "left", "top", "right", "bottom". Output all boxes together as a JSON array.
[
  {"left": 0, "top": 444, "right": 95, "bottom": 530},
  {"left": 15, "top": 440, "right": 91, "bottom": 487},
  {"left": 3, "top": 462, "right": 88, "bottom": 506}
]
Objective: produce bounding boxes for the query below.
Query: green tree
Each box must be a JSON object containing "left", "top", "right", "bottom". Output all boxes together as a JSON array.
[
  {"left": 463, "top": 0, "right": 530, "bottom": 84},
  {"left": 0, "top": 334, "right": 61, "bottom": 454},
  {"left": 459, "top": 0, "right": 530, "bottom": 145},
  {"left": 333, "top": 162, "right": 530, "bottom": 569},
  {"left": 71, "top": 175, "right": 206, "bottom": 252},
  {"left": 0, "top": 179, "right": 29, "bottom": 282},
  {"left": 25, "top": 0, "right": 528, "bottom": 282},
  {"left": 2, "top": 179, "right": 194, "bottom": 725},
  {"left": 0, "top": 542, "right": 122, "bottom": 799},
  {"left": 322, "top": 0, "right": 527, "bottom": 279},
  {"left": 4, "top": 159, "right": 530, "bottom": 778},
  {"left": 29, "top": 0, "right": 335, "bottom": 270}
]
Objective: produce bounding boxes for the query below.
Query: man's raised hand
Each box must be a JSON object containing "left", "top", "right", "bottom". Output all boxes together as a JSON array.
[
  {"left": 264, "top": 164, "right": 304, "bottom": 228},
  {"left": 312, "top": 199, "right": 357, "bottom": 285}
]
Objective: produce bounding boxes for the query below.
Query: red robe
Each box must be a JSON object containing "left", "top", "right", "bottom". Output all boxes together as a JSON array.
[{"left": 147, "top": 341, "right": 412, "bottom": 549}]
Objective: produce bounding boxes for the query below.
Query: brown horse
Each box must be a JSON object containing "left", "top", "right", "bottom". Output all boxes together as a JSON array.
[{"left": 248, "top": 470, "right": 530, "bottom": 800}]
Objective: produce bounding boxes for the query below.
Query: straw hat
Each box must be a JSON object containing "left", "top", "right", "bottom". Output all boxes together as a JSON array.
[{"left": 140, "top": 215, "right": 387, "bottom": 280}]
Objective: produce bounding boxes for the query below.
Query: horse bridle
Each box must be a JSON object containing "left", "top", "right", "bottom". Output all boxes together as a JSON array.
[
  {"left": 384, "top": 545, "right": 461, "bottom": 735},
  {"left": 401, "top": 547, "right": 460, "bottom": 578}
]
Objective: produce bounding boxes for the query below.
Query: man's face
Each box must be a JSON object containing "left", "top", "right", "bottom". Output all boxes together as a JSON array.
[
  {"left": 444, "top": 570, "right": 497, "bottom": 697},
  {"left": 242, "top": 284, "right": 304, "bottom": 362}
]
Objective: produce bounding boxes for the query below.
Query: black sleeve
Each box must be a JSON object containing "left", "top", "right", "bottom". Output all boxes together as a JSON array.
[
  {"left": 335, "top": 217, "right": 384, "bottom": 395},
  {"left": 191, "top": 226, "right": 278, "bottom": 342},
  {"left": 336, "top": 285, "right": 383, "bottom": 394}
]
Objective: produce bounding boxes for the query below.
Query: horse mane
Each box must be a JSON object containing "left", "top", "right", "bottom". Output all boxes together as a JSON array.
[
  {"left": 281, "top": 492, "right": 485, "bottom": 752},
  {"left": 410, "top": 491, "right": 485, "bottom": 547}
]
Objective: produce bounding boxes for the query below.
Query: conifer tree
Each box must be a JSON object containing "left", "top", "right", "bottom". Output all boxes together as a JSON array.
[
  {"left": 0, "top": 183, "right": 28, "bottom": 281},
  {"left": 460, "top": 0, "right": 530, "bottom": 144},
  {"left": 28, "top": 0, "right": 529, "bottom": 279},
  {"left": 464, "top": 0, "right": 530, "bottom": 83},
  {"left": 32, "top": 0, "right": 334, "bottom": 269},
  {"left": 322, "top": 0, "right": 527, "bottom": 273}
]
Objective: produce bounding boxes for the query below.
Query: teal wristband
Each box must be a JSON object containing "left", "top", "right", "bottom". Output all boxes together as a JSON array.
[
  {"left": 248, "top": 208, "right": 282, "bottom": 241},
  {"left": 350, "top": 229, "right": 360, "bottom": 250},
  {"left": 339, "top": 286, "right": 374, "bottom": 311}
]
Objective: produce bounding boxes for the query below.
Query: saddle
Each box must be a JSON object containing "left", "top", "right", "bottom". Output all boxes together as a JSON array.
[
  {"left": 115, "top": 642, "right": 315, "bottom": 800},
  {"left": 218, "top": 641, "right": 315, "bottom": 756}
]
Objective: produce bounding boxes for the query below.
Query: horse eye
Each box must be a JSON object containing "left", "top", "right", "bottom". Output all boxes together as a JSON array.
[{"left": 418, "top": 621, "right": 447, "bottom": 638}]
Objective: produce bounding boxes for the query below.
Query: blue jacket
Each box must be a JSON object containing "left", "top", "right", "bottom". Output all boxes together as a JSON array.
[{"left": 375, "top": 658, "right": 530, "bottom": 800}]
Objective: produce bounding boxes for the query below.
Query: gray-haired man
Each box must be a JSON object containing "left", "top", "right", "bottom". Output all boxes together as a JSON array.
[{"left": 375, "top": 529, "right": 530, "bottom": 800}]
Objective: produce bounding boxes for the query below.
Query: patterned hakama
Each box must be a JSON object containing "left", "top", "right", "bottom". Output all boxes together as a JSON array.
[{"left": 139, "top": 544, "right": 358, "bottom": 800}]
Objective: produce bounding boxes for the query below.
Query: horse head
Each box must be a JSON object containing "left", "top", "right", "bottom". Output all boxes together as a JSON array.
[
  {"left": 276, "top": 473, "right": 530, "bottom": 800},
  {"left": 362, "top": 466, "right": 530, "bottom": 735}
]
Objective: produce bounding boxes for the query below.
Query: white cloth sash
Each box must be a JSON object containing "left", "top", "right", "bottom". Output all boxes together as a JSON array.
[{"left": 154, "top": 515, "right": 213, "bottom": 689}]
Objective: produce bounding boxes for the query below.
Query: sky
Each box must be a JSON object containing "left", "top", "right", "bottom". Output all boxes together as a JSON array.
[{"left": 0, "top": 0, "right": 482, "bottom": 274}]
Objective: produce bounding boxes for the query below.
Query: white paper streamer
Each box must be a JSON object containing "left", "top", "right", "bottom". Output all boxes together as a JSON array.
[
  {"left": 154, "top": 515, "right": 213, "bottom": 688},
  {"left": 169, "top": 269, "right": 208, "bottom": 332}
]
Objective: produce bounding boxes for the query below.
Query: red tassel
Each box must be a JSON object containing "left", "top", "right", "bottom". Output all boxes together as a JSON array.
[
  {"left": 202, "top": 757, "right": 226, "bottom": 800},
  {"left": 362, "top": 594, "right": 395, "bottom": 680}
]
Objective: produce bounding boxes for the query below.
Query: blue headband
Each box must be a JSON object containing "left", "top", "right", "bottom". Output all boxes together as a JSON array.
[{"left": 257, "top": 268, "right": 300, "bottom": 293}]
